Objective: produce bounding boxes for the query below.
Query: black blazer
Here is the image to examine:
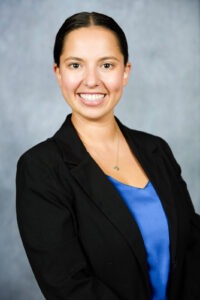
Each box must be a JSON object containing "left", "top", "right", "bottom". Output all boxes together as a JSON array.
[{"left": 16, "top": 114, "right": 200, "bottom": 300}]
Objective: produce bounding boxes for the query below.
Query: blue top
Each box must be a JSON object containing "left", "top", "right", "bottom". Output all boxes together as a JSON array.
[{"left": 108, "top": 177, "right": 170, "bottom": 300}]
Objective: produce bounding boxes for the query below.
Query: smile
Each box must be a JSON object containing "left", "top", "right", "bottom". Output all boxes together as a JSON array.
[{"left": 79, "top": 93, "right": 106, "bottom": 102}]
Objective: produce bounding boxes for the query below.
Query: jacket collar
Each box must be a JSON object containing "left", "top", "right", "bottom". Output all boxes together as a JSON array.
[
  {"left": 53, "top": 114, "right": 177, "bottom": 294},
  {"left": 53, "top": 114, "right": 158, "bottom": 164},
  {"left": 53, "top": 114, "right": 88, "bottom": 166}
]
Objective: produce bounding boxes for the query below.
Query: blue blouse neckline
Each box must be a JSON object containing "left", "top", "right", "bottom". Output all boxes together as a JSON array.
[
  {"left": 107, "top": 175, "right": 170, "bottom": 300},
  {"left": 107, "top": 175, "right": 150, "bottom": 190}
]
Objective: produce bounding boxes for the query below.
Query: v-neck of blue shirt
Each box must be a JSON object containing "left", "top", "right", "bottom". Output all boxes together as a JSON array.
[{"left": 108, "top": 176, "right": 170, "bottom": 300}]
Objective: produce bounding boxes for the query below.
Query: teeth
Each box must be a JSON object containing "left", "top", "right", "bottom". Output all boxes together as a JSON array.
[{"left": 80, "top": 94, "right": 105, "bottom": 101}]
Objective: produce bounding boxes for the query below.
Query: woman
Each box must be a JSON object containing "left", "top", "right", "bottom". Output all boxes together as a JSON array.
[{"left": 16, "top": 12, "right": 200, "bottom": 300}]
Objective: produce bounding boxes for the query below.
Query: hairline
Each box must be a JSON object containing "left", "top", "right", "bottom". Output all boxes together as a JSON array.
[{"left": 61, "top": 24, "right": 126, "bottom": 65}]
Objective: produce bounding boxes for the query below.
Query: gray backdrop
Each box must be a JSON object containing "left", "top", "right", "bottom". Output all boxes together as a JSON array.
[{"left": 0, "top": 0, "right": 199, "bottom": 299}]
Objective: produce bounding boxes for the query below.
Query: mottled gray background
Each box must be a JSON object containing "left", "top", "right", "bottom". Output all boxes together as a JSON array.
[{"left": 0, "top": 0, "right": 199, "bottom": 299}]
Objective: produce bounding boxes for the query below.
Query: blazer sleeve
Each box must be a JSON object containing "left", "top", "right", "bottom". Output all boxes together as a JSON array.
[
  {"left": 16, "top": 152, "right": 121, "bottom": 300},
  {"left": 158, "top": 137, "right": 195, "bottom": 214},
  {"left": 181, "top": 213, "right": 200, "bottom": 299},
  {"left": 158, "top": 138, "right": 200, "bottom": 298}
]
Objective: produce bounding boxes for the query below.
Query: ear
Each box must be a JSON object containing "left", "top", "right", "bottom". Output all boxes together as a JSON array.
[
  {"left": 53, "top": 63, "right": 62, "bottom": 86},
  {"left": 123, "top": 62, "right": 131, "bottom": 86}
]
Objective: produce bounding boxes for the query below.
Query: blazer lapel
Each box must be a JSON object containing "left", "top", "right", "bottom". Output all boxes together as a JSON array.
[
  {"left": 53, "top": 115, "right": 151, "bottom": 290},
  {"left": 119, "top": 122, "right": 178, "bottom": 268},
  {"left": 53, "top": 114, "right": 178, "bottom": 290},
  {"left": 71, "top": 155, "right": 151, "bottom": 290}
]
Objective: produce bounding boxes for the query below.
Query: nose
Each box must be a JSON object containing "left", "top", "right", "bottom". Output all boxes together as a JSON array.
[{"left": 83, "top": 66, "right": 100, "bottom": 88}]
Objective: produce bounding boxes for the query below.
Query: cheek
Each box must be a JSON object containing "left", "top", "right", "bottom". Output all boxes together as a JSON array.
[
  {"left": 61, "top": 73, "right": 82, "bottom": 91},
  {"left": 105, "top": 74, "right": 124, "bottom": 92}
]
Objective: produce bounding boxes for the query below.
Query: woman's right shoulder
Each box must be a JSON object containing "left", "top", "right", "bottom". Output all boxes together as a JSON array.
[{"left": 17, "top": 137, "right": 61, "bottom": 168}]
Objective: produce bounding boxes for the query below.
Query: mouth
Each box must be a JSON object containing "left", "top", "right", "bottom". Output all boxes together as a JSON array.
[{"left": 78, "top": 93, "right": 106, "bottom": 106}]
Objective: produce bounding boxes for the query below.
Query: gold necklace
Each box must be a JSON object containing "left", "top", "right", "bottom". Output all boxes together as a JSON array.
[
  {"left": 76, "top": 125, "right": 120, "bottom": 171},
  {"left": 113, "top": 127, "right": 120, "bottom": 171}
]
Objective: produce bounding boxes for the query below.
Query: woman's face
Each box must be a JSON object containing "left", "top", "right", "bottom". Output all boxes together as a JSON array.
[{"left": 54, "top": 26, "right": 131, "bottom": 122}]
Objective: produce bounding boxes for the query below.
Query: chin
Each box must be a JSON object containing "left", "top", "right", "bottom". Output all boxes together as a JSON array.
[{"left": 74, "top": 109, "right": 114, "bottom": 122}]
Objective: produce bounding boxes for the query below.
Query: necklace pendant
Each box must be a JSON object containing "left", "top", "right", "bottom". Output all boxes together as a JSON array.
[{"left": 114, "top": 165, "right": 120, "bottom": 171}]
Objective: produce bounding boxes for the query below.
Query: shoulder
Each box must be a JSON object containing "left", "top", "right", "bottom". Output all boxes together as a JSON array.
[
  {"left": 121, "top": 122, "right": 181, "bottom": 175},
  {"left": 16, "top": 136, "right": 74, "bottom": 199},
  {"left": 17, "top": 137, "right": 61, "bottom": 170},
  {"left": 120, "top": 121, "right": 178, "bottom": 167},
  {"left": 120, "top": 121, "right": 169, "bottom": 150}
]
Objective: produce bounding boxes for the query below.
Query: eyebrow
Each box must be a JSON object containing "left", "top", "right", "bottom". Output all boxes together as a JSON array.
[
  {"left": 64, "top": 57, "right": 83, "bottom": 62},
  {"left": 99, "top": 56, "right": 120, "bottom": 62},
  {"left": 64, "top": 56, "right": 120, "bottom": 62}
]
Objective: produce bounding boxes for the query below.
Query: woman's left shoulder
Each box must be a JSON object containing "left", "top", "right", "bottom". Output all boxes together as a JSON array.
[
  {"left": 120, "top": 121, "right": 170, "bottom": 150},
  {"left": 121, "top": 122, "right": 181, "bottom": 172}
]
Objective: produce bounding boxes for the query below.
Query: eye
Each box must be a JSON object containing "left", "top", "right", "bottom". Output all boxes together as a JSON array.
[
  {"left": 69, "top": 63, "right": 80, "bottom": 69},
  {"left": 102, "top": 63, "right": 113, "bottom": 69}
]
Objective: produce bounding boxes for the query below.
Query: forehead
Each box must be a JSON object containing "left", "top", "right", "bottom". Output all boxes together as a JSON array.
[{"left": 62, "top": 26, "right": 121, "bottom": 57}]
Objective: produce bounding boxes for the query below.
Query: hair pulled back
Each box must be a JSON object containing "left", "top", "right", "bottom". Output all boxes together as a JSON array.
[{"left": 53, "top": 12, "right": 129, "bottom": 66}]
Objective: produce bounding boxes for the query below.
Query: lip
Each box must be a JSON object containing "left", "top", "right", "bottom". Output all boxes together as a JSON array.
[{"left": 77, "top": 93, "right": 106, "bottom": 107}]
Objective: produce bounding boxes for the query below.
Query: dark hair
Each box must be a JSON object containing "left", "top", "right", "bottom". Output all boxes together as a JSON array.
[{"left": 53, "top": 12, "right": 129, "bottom": 66}]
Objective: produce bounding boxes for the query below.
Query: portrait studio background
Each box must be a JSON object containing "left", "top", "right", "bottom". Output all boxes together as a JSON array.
[{"left": 0, "top": 0, "right": 199, "bottom": 299}]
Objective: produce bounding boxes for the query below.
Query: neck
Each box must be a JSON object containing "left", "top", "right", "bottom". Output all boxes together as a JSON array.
[{"left": 71, "top": 113, "right": 118, "bottom": 146}]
